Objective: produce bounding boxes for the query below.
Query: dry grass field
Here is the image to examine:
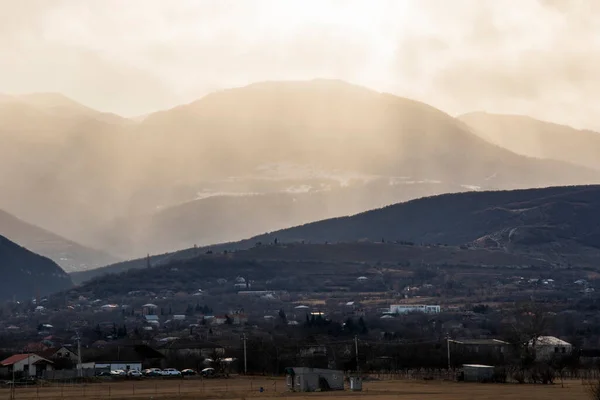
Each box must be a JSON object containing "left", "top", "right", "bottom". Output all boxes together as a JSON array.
[{"left": 0, "top": 377, "right": 594, "bottom": 400}]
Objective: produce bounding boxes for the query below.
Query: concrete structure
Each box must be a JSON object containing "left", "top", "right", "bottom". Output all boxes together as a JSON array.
[
  {"left": 349, "top": 376, "right": 363, "bottom": 391},
  {"left": 285, "top": 367, "right": 344, "bottom": 392},
  {"left": 530, "top": 336, "right": 572, "bottom": 361},
  {"left": 462, "top": 364, "right": 494, "bottom": 382},
  {"left": 389, "top": 304, "right": 440, "bottom": 314},
  {"left": 0, "top": 354, "right": 54, "bottom": 377}
]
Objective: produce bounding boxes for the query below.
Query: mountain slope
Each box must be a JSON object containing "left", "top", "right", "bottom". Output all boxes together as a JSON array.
[
  {"left": 94, "top": 80, "right": 600, "bottom": 257},
  {"left": 72, "top": 185, "right": 600, "bottom": 283},
  {"left": 459, "top": 112, "right": 600, "bottom": 171},
  {"left": 0, "top": 209, "right": 119, "bottom": 272},
  {"left": 244, "top": 185, "right": 600, "bottom": 252},
  {"left": 136, "top": 80, "right": 599, "bottom": 187},
  {"left": 14, "top": 92, "right": 127, "bottom": 124},
  {"left": 0, "top": 235, "right": 73, "bottom": 300},
  {"left": 102, "top": 180, "right": 472, "bottom": 256},
  {"left": 0, "top": 98, "right": 135, "bottom": 247}
]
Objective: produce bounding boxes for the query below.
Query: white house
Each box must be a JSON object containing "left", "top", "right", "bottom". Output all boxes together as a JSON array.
[
  {"left": 0, "top": 354, "right": 54, "bottom": 377},
  {"left": 530, "top": 336, "right": 572, "bottom": 360}
]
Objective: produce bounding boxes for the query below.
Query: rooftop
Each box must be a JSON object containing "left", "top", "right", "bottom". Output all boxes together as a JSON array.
[
  {"left": 535, "top": 336, "right": 571, "bottom": 346},
  {"left": 1, "top": 354, "right": 53, "bottom": 366}
]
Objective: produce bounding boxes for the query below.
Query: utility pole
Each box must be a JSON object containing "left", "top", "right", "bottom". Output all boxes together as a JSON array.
[
  {"left": 243, "top": 333, "right": 247, "bottom": 375},
  {"left": 446, "top": 335, "right": 451, "bottom": 371},
  {"left": 77, "top": 330, "right": 82, "bottom": 378},
  {"left": 354, "top": 335, "right": 359, "bottom": 375}
]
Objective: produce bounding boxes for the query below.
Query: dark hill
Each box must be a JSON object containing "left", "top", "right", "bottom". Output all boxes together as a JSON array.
[
  {"left": 68, "top": 241, "right": 549, "bottom": 298},
  {"left": 0, "top": 235, "right": 73, "bottom": 300},
  {"left": 245, "top": 185, "right": 600, "bottom": 254},
  {"left": 72, "top": 185, "right": 600, "bottom": 283}
]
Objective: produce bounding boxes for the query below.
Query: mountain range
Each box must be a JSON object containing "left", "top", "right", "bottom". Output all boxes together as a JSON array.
[
  {"left": 71, "top": 184, "right": 600, "bottom": 283},
  {"left": 0, "top": 208, "right": 118, "bottom": 272},
  {"left": 2, "top": 80, "right": 600, "bottom": 267},
  {"left": 0, "top": 234, "right": 72, "bottom": 300},
  {"left": 460, "top": 112, "right": 600, "bottom": 172}
]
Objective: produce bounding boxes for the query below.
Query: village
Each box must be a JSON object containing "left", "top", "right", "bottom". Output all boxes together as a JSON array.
[{"left": 0, "top": 265, "right": 599, "bottom": 395}]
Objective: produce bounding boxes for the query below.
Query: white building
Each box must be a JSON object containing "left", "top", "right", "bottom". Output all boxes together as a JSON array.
[
  {"left": 389, "top": 304, "right": 441, "bottom": 314},
  {"left": 0, "top": 354, "right": 54, "bottom": 377},
  {"left": 530, "top": 336, "right": 572, "bottom": 360},
  {"left": 79, "top": 361, "right": 142, "bottom": 372}
]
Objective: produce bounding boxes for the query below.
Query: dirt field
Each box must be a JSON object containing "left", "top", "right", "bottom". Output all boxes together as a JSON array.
[{"left": 0, "top": 377, "right": 594, "bottom": 400}]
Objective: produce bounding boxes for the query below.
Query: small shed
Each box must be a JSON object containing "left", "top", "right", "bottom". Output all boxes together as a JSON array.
[
  {"left": 462, "top": 364, "right": 494, "bottom": 382},
  {"left": 285, "top": 367, "right": 344, "bottom": 392}
]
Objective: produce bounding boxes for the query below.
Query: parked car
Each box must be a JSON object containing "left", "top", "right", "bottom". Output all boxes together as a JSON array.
[
  {"left": 161, "top": 368, "right": 182, "bottom": 376},
  {"left": 127, "top": 369, "right": 143, "bottom": 377},
  {"left": 201, "top": 368, "right": 215, "bottom": 377},
  {"left": 143, "top": 368, "right": 163, "bottom": 377},
  {"left": 96, "top": 371, "right": 111, "bottom": 377},
  {"left": 181, "top": 369, "right": 197, "bottom": 376},
  {"left": 110, "top": 370, "right": 126, "bottom": 376}
]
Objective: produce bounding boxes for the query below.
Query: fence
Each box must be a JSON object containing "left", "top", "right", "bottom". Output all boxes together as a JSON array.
[
  {"left": 0, "top": 377, "right": 286, "bottom": 399},
  {"left": 42, "top": 370, "right": 98, "bottom": 380}
]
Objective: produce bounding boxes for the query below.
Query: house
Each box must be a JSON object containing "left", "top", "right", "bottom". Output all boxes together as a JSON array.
[
  {"left": 530, "top": 336, "right": 572, "bottom": 360},
  {"left": 451, "top": 339, "right": 510, "bottom": 363},
  {"left": 231, "top": 313, "right": 248, "bottom": 325},
  {"left": 145, "top": 315, "right": 160, "bottom": 325},
  {"left": 0, "top": 354, "right": 54, "bottom": 377},
  {"left": 36, "top": 346, "right": 78, "bottom": 362},
  {"left": 142, "top": 304, "right": 158, "bottom": 315}
]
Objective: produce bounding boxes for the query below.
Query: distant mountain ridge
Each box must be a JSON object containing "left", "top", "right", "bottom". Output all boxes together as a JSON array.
[
  {"left": 459, "top": 112, "right": 600, "bottom": 171},
  {"left": 2, "top": 80, "right": 600, "bottom": 263},
  {"left": 0, "top": 234, "right": 72, "bottom": 300},
  {"left": 0, "top": 209, "right": 119, "bottom": 272}
]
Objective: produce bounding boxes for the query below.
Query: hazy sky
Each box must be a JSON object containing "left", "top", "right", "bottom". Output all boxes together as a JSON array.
[{"left": 1, "top": 0, "right": 599, "bottom": 129}]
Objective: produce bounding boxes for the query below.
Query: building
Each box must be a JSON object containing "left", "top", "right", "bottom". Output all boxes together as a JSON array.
[
  {"left": 530, "top": 336, "right": 572, "bottom": 360},
  {"left": 285, "top": 367, "right": 344, "bottom": 392},
  {"left": 79, "top": 361, "right": 142, "bottom": 372},
  {"left": 451, "top": 339, "right": 510, "bottom": 363},
  {"left": 36, "top": 346, "right": 78, "bottom": 361},
  {"left": 388, "top": 304, "right": 440, "bottom": 314},
  {"left": 462, "top": 364, "right": 494, "bottom": 382},
  {"left": 159, "top": 342, "right": 225, "bottom": 359},
  {"left": 0, "top": 354, "right": 54, "bottom": 377}
]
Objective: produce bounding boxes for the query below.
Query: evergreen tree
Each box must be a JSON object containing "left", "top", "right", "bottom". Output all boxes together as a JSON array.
[{"left": 358, "top": 317, "right": 368, "bottom": 334}]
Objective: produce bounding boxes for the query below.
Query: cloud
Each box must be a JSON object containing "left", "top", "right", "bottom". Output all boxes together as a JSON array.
[{"left": 1, "top": 0, "right": 599, "bottom": 129}]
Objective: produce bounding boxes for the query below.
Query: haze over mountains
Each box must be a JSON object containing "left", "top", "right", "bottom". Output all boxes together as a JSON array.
[
  {"left": 460, "top": 112, "right": 600, "bottom": 172},
  {"left": 2, "top": 80, "right": 600, "bottom": 268}
]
